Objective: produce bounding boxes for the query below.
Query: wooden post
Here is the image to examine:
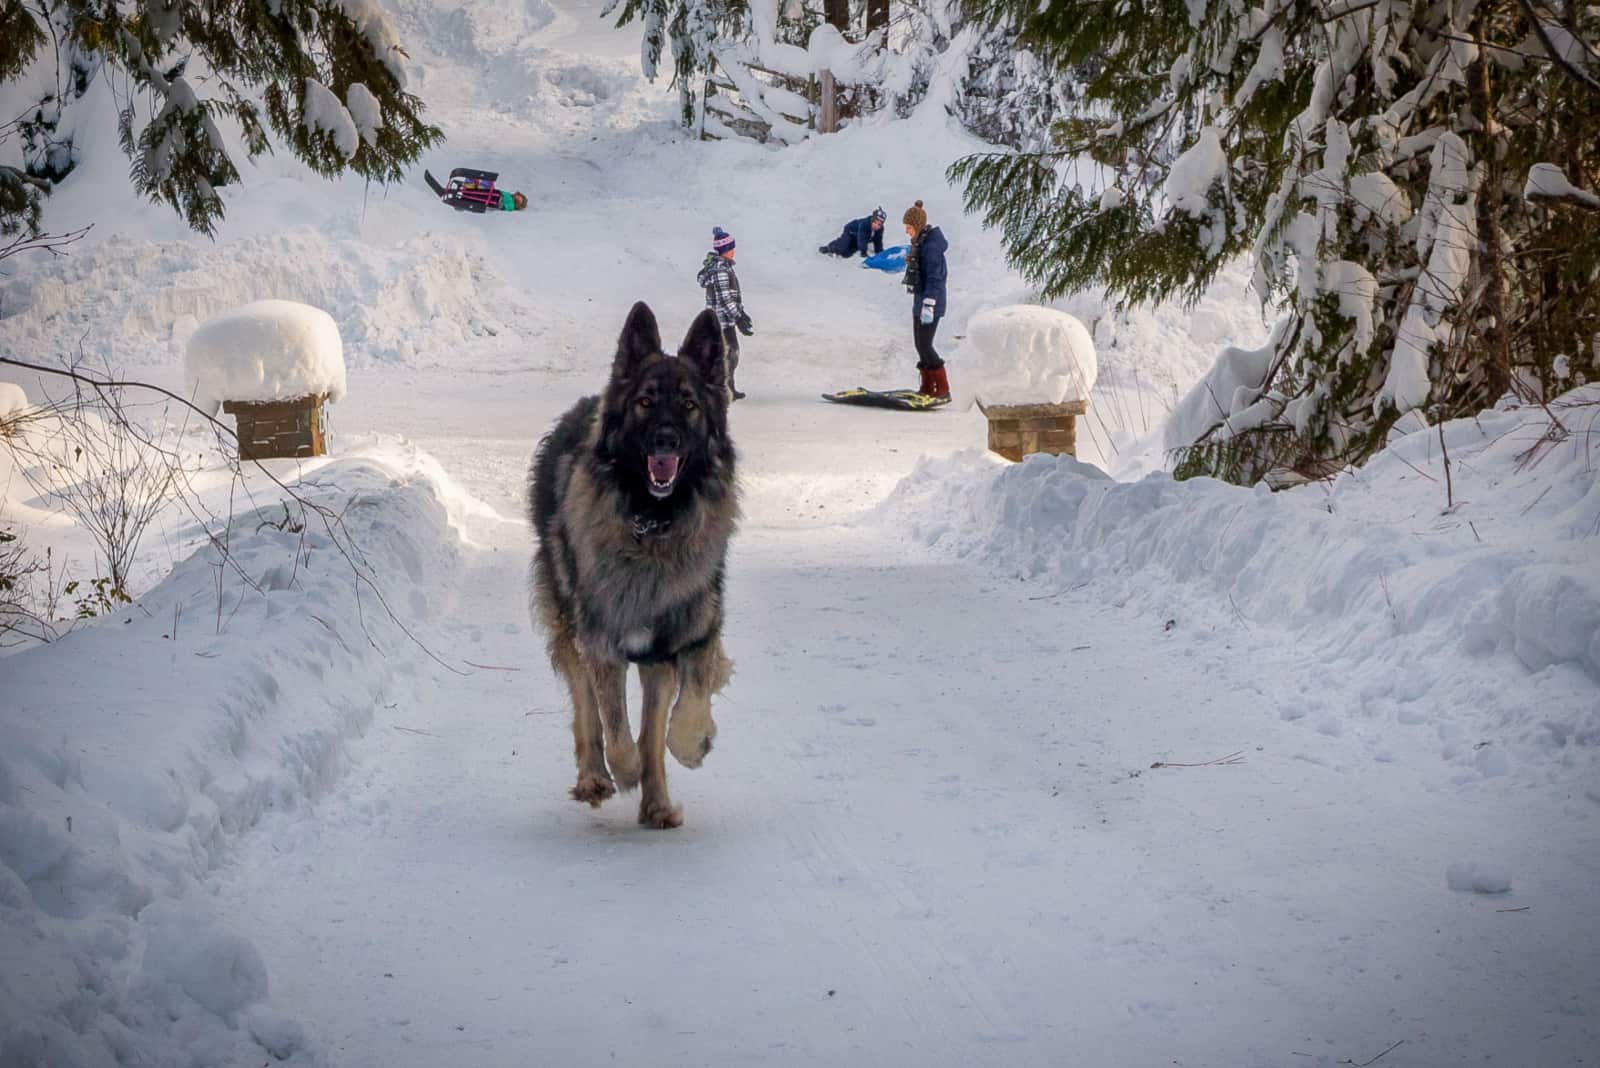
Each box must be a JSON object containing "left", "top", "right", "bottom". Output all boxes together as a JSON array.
[
  {"left": 819, "top": 69, "right": 838, "bottom": 133},
  {"left": 222, "top": 394, "right": 329, "bottom": 460},
  {"left": 977, "top": 400, "right": 1088, "bottom": 462}
]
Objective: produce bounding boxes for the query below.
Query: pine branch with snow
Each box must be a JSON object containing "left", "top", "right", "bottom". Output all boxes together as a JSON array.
[{"left": 953, "top": 0, "right": 1600, "bottom": 486}]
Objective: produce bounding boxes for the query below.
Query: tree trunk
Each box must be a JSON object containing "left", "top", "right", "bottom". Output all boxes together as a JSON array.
[
  {"left": 867, "top": 0, "right": 889, "bottom": 33},
  {"left": 824, "top": 0, "right": 849, "bottom": 31},
  {"left": 1469, "top": 13, "right": 1513, "bottom": 401}
]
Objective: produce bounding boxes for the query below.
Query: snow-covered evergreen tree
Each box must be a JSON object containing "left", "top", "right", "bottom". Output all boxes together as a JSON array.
[
  {"left": 953, "top": 0, "right": 1600, "bottom": 484},
  {"left": 0, "top": 0, "right": 441, "bottom": 240},
  {"left": 605, "top": 0, "right": 1077, "bottom": 150},
  {"left": 605, "top": 0, "right": 753, "bottom": 127}
]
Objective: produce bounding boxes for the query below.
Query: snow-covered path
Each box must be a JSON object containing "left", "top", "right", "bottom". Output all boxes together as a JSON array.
[{"left": 205, "top": 382, "right": 1596, "bottom": 1067}]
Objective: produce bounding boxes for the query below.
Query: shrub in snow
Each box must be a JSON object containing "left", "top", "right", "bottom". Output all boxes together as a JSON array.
[
  {"left": 953, "top": 0, "right": 1600, "bottom": 485},
  {"left": 966, "top": 305, "right": 1098, "bottom": 408},
  {"left": 184, "top": 300, "right": 347, "bottom": 417}
]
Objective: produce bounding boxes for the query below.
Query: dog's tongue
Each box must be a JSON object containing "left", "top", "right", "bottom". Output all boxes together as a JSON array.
[{"left": 648, "top": 454, "right": 680, "bottom": 485}]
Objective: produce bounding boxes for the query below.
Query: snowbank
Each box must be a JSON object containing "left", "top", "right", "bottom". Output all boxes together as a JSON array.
[
  {"left": 184, "top": 299, "right": 347, "bottom": 415},
  {"left": 965, "top": 305, "right": 1098, "bottom": 408},
  {"left": 0, "top": 452, "right": 463, "bottom": 1065},
  {"left": 886, "top": 386, "right": 1600, "bottom": 779},
  {"left": 0, "top": 228, "right": 528, "bottom": 372}
]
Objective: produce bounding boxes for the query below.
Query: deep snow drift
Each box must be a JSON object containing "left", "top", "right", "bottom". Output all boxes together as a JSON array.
[{"left": 1, "top": 449, "right": 467, "bottom": 1066}]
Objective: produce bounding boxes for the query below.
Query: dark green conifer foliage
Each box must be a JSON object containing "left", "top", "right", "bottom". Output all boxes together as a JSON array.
[
  {"left": 953, "top": 0, "right": 1600, "bottom": 484},
  {"left": 2, "top": 0, "right": 442, "bottom": 240}
]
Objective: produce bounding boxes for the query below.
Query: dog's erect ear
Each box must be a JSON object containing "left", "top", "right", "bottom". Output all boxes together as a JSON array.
[
  {"left": 678, "top": 309, "right": 726, "bottom": 389},
  {"left": 613, "top": 301, "right": 663, "bottom": 381}
]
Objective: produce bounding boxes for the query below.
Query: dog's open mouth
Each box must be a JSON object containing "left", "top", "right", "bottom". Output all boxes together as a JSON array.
[{"left": 647, "top": 453, "right": 681, "bottom": 497}]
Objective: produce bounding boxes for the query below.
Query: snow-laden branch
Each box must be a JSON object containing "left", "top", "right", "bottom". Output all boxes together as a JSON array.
[{"left": 1524, "top": 162, "right": 1600, "bottom": 209}]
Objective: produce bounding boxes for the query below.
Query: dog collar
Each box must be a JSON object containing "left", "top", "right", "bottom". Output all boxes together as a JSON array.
[{"left": 631, "top": 514, "right": 673, "bottom": 540}]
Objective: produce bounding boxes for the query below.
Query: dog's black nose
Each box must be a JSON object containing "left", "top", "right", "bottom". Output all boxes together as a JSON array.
[{"left": 653, "top": 427, "right": 681, "bottom": 453}]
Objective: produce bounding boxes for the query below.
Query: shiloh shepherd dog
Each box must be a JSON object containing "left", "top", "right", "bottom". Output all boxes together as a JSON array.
[{"left": 527, "top": 302, "right": 738, "bottom": 828}]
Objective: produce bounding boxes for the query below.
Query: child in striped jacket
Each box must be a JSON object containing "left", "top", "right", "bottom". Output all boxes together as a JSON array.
[{"left": 695, "top": 227, "right": 753, "bottom": 401}]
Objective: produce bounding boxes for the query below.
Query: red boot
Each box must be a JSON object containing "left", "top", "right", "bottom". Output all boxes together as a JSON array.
[
  {"left": 916, "top": 368, "right": 933, "bottom": 395},
  {"left": 925, "top": 366, "right": 950, "bottom": 400}
]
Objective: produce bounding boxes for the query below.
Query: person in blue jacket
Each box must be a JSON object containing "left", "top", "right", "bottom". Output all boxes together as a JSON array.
[
  {"left": 901, "top": 200, "right": 949, "bottom": 399},
  {"left": 818, "top": 206, "right": 887, "bottom": 258}
]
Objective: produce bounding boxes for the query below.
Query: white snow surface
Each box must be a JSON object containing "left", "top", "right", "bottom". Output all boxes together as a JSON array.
[
  {"left": 1162, "top": 323, "right": 1282, "bottom": 451},
  {"left": 1524, "top": 161, "right": 1600, "bottom": 208},
  {"left": 1163, "top": 125, "right": 1226, "bottom": 216},
  {"left": 1, "top": 447, "right": 466, "bottom": 1067},
  {"left": 964, "top": 304, "right": 1098, "bottom": 407},
  {"left": 302, "top": 79, "right": 360, "bottom": 159},
  {"left": 1, "top": 1, "right": 1596, "bottom": 1065},
  {"left": 0, "top": 382, "right": 26, "bottom": 419},
  {"left": 183, "top": 299, "right": 348, "bottom": 414},
  {"left": 345, "top": 83, "right": 384, "bottom": 146}
]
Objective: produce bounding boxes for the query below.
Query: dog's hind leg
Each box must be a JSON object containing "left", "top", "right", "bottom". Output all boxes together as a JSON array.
[
  {"left": 552, "top": 630, "right": 614, "bottom": 807},
  {"left": 667, "top": 637, "right": 732, "bottom": 769},
  {"left": 637, "top": 661, "right": 683, "bottom": 828},
  {"left": 589, "top": 657, "right": 641, "bottom": 791}
]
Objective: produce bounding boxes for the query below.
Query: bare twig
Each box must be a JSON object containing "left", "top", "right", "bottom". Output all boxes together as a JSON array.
[
  {"left": 1438, "top": 420, "right": 1454, "bottom": 510},
  {"left": 1340, "top": 1038, "right": 1405, "bottom": 1066},
  {"left": 1151, "top": 751, "right": 1246, "bottom": 768},
  {"left": 1378, "top": 570, "right": 1398, "bottom": 626},
  {"left": 1, "top": 356, "right": 465, "bottom": 674},
  {"left": 1228, "top": 593, "right": 1250, "bottom": 628},
  {"left": 0, "top": 223, "right": 93, "bottom": 263},
  {"left": 463, "top": 660, "right": 524, "bottom": 672}
]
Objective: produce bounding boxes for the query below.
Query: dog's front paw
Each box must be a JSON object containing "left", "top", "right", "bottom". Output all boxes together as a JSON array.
[
  {"left": 667, "top": 703, "right": 717, "bottom": 769},
  {"left": 570, "top": 773, "right": 616, "bottom": 808},
  {"left": 638, "top": 794, "right": 683, "bottom": 829},
  {"left": 607, "top": 739, "right": 642, "bottom": 791}
]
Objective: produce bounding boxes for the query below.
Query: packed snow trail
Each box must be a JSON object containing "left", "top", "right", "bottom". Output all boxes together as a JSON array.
[{"left": 209, "top": 400, "right": 1596, "bottom": 1065}]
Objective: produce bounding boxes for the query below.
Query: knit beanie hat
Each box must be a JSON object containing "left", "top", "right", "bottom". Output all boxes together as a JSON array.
[
  {"left": 870, "top": 206, "right": 886, "bottom": 222},
  {"left": 712, "top": 226, "right": 736, "bottom": 253},
  {"left": 902, "top": 200, "right": 927, "bottom": 231}
]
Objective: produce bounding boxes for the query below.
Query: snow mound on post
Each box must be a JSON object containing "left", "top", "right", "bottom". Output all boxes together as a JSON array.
[
  {"left": 184, "top": 299, "right": 348, "bottom": 415},
  {"left": 966, "top": 305, "right": 1098, "bottom": 407},
  {"left": 0, "top": 382, "right": 26, "bottom": 419},
  {"left": 807, "top": 24, "right": 873, "bottom": 84}
]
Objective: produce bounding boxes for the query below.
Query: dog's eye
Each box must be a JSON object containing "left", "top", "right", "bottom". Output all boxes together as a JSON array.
[
  {"left": 636, "top": 395, "right": 654, "bottom": 409},
  {"left": 682, "top": 398, "right": 698, "bottom": 412}
]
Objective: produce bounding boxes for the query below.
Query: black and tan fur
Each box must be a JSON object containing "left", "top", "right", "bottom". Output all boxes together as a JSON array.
[{"left": 528, "top": 302, "right": 738, "bottom": 828}]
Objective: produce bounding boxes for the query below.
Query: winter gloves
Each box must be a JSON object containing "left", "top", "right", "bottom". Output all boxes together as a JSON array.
[
  {"left": 920, "top": 298, "right": 936, "bottom": 325},
  {"left": 736, "top": 313, "right": 754, "bottom": 336}
]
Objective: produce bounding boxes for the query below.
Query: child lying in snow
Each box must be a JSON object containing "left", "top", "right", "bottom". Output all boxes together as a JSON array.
[
  {"left": 425, "top": 168, "right": 527, "bottom": 213},
  {"left": 819, "top": 206, "right": 887, "bottom": 258}
]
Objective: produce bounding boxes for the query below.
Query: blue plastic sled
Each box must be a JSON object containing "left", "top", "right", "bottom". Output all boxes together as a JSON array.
[{"left": 862, "top": 245, "right": 909, "bottom": 272}]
